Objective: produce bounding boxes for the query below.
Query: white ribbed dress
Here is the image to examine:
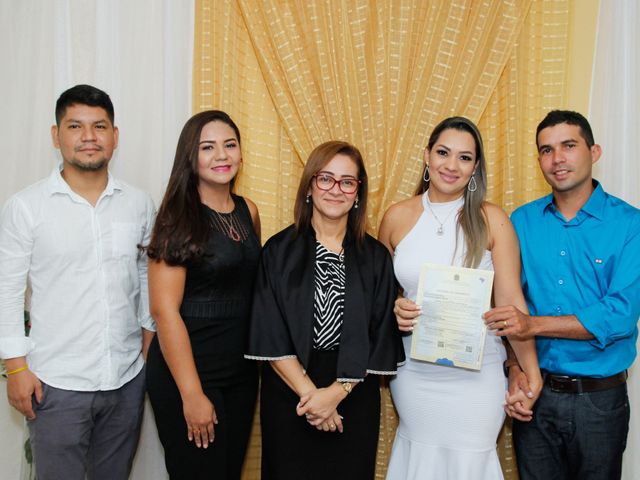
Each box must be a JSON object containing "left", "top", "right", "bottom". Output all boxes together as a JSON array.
[{"left": 386, "top": 192, "right": 507, "bottom": 480}]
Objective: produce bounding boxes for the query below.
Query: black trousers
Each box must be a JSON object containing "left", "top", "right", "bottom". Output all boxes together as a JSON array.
[
  {"left": 147, "top": 365, "right": 258, "bottom": 480},
  {"left": 260, "top": 350, "right": 381, "bottom": 480}
]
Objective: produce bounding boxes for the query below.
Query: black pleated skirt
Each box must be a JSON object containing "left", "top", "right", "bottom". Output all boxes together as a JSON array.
[{"left": 260, "top": 349, "right": 380, "bottom": 480}]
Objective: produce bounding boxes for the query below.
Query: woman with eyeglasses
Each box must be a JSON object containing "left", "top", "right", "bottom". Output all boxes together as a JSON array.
[
  {"left": 246, "top": 140, "right": 404, "bottom": 480},
  {"left": 145, "top": 111, "right": 260, "bottom": 479},
  {"left": 378, "top": 117, "right": 541, "bottom": 479}
]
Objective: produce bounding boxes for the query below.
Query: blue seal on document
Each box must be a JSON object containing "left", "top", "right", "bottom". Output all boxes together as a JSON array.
[{"left": 435, "top": 357, "right": 455, "bottom": 366}]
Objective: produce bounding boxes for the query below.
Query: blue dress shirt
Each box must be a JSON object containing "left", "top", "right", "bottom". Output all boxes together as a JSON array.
[{"left": 511, "top": 181, "right": 640, "bottom": 377}]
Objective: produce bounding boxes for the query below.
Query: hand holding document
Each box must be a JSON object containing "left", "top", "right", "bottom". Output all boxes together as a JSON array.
[{"left": 410, "top": 263, "right": 494, "bottom": 370}]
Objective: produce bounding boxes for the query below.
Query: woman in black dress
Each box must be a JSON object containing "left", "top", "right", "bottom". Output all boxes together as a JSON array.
[
  {"left": 146, "top": 111, "right": 260, "bottom": 479},
  {"left": 246, "top": 141, "right": 404, "bottom": 480}
]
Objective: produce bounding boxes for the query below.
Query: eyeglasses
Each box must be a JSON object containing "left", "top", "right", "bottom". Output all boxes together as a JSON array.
[{"left": 313, "top": 174, "right": 361, "bottom": 194}]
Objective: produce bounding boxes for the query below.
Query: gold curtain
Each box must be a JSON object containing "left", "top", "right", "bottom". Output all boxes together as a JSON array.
[{"left": 193, "top": 1, "right": 572, "bottom": 479}]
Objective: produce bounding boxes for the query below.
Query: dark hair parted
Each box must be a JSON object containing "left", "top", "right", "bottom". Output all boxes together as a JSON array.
[
  {"left": 147, "top": 110, "right": 242, "bottom": 265},
  {"left": 293, "top": 141, "right": 368, "bottom": 245},
  {"left": 536, "top": 109, "right": 595, "bottom": 148},
  {"left": 415, "top": 116, "right": 488, "bottom": 268},
  {"left": 55, "top": 84, "right": 115, "bottom": 126}
]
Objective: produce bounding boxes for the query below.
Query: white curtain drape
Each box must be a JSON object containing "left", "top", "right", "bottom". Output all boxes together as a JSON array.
[
  {"left": 0, "top": 0, "right": 193, "bottom": 206},
  {"left": 0, "top": 1, "right": 193, "bottom": 478},
  {"left": 590, "top": 3, "right": 640, "bottom": 480}
]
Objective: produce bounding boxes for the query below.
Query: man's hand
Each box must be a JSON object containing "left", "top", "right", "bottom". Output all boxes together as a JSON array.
[
  {"left": 484, "top": 305, "right": 535, "bottom": 340},
  {"left": 7, "top": 369, "right": 42, "bottom": 420},
  {"left": 394, "top": 297, "right": 421, "bottom": 332}
]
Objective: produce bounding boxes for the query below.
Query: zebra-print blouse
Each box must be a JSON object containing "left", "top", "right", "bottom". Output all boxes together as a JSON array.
[{"left": 312, "top": 241, "right": 345, "bottom": 350}]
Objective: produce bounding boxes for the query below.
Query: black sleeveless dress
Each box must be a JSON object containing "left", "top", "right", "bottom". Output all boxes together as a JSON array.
[{"left": 146, "top": 195, "right": 260, "bottom": 480}]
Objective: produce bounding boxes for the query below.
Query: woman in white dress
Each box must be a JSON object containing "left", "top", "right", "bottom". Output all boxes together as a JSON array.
[{"left": 379, "top": 116, "right": 542, "bottom": 479}]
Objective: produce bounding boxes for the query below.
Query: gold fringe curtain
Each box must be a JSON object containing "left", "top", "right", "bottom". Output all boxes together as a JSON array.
[
  {"left": 480, "top": 1, "right": 571, "bottom": 213},
  {"left": 193, "top": 1, "right": 572, "bottom": 479}
]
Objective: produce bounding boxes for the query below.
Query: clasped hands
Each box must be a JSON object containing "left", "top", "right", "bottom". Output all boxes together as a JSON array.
[{"left": 296, "top": 384, "right": 345, "bottom": 433}]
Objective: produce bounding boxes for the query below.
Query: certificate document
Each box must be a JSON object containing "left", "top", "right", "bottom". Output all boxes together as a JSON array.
[{"left": 410, "top": 263, "right": 494, "bottom": 370}]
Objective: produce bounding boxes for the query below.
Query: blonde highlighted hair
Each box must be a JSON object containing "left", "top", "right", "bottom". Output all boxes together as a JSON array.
[{"left": 415, "top": 116, "right": 488, "bottom": 268}]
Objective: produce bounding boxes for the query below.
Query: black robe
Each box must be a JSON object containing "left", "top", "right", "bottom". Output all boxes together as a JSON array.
[{"left": 246, "top": 224, "right": 405, "bottom": 380}]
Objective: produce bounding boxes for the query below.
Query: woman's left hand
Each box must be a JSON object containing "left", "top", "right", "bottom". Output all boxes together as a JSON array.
[
  {"left": 316, "top": 412, "right": 344, "bottom": 433},
  {"left": 296, "top": 385, "right": 344, "bottom": 426}
]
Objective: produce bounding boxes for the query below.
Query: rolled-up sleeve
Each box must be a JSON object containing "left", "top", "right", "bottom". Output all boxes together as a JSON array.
[
  {"left": 137, "top": 194, "right": 156, "bottom": 332},
  {"left": 577, "top": 219, "right": 640, "bottom": 349},
  {"left": 0, "top": 196, "right": 35, "bottom": 358}
]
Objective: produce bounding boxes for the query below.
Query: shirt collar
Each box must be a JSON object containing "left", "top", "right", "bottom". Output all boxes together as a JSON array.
[
  {"left": 541, "top": 180, "right": 606, "bottom": 221},
  {"left": 579, "top": 180, "right": 606, "bottom": 220},
  {"left": 46, "top": 163, "right": 122, "bottom": 198}
]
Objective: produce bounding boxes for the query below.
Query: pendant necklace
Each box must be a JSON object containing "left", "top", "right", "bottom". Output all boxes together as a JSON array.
[
  {"left": 208, "top": 195, "right": 246, "bottom": 242},
  {"left": 425, "top": 196, "right": 459, "bottom": 236},
  {"left": 213, "top": 210, "right": 242, "bottom": 242}
]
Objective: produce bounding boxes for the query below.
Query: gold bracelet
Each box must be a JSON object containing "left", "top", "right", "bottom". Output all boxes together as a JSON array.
[{"left": 6, "top": 366, "right": 29, "bottom": 376}]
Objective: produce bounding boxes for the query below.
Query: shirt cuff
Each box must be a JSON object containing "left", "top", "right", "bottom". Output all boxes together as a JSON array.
[
  {"left": 139, "top": 316, "right": 156, "bottom": 332},
  {"left": 575, "top": 304, "right": 609, "bottom": 350},
  {"left": 0, "top": 337, "right": 34, "bottom": 359}
]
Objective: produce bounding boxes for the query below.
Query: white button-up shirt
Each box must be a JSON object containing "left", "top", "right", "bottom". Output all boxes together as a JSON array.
[{"left": 0, "top": 166, "right": 155, "bottom": 391}]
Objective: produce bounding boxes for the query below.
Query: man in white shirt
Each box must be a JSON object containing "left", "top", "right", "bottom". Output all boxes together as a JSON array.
[{"left": 0, "top": 84, "right": 155, "bottom": 480}]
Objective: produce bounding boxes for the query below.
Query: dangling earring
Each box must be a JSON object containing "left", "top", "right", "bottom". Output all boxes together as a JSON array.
[
  {"left": 423, "top": 164, "right": 430, "bottom": 183},
  {"left": 467, "top": 175, "right": 478, "bottom": 192},
  {"left": 305, "top": 194, "right": 311, "bottom": 204},
  {"left": 354, "top": 196, "right": 359, "bottom": 209}
]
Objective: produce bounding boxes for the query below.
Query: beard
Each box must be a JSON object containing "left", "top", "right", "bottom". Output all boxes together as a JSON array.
[{"left": 68, "top": 155, "right": 109, "bottom": 171}]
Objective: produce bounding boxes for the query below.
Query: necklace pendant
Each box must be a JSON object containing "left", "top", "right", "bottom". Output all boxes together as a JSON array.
[
  {"left": 228, "top": 225, "right": 241, "bottom": 242},
  {"left": 436, "top": 226, "right": 444, "bottom": 236}
]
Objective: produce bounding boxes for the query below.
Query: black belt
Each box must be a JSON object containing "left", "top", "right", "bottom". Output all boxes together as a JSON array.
[{"left": 543, "top": 371, "right": 627, "bottom": 394}]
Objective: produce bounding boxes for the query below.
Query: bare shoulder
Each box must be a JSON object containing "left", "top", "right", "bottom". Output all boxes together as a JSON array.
[
  {"left": 482, "top": 202, "right": 516, "bottom": 249},
  {"left": 379, "top": 195, "right": 423, "bottom": 251},
  {"left": 482, "top": 201, "right": 511, "bottom": 227},
  {"left": 383, "top": 195, "right": 423, "bottom": 224}
]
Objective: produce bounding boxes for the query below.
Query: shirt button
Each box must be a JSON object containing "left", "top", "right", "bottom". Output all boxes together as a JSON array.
[
  {"left": 560, "top": 250, "right": 566, "bottom": 256},
  {"left": 558, "top": 279, "right": 564, "bottom": 285},
  {"left": 556, "top": 306, "right": 561, "bottom": 313}
]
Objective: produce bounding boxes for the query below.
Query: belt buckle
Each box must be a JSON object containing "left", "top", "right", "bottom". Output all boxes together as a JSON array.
[{"left": 547, "top": 374, "right": 579, "bottom": 393}]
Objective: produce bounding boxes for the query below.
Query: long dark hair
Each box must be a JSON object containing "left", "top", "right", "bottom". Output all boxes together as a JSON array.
[
  {"left": 415, "top": 116, "right": 488, "bottom": 268},
  {"left": 293, "top": 141, "right": 368, "bottom": 245},
  {"left": 147, "top": 110, "right": 241, "bottom": 265}
]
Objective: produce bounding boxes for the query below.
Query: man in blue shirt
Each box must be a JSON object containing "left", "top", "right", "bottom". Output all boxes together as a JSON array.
[{"left": 484, "top": 110, "right": 640, "bottom": 479}]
